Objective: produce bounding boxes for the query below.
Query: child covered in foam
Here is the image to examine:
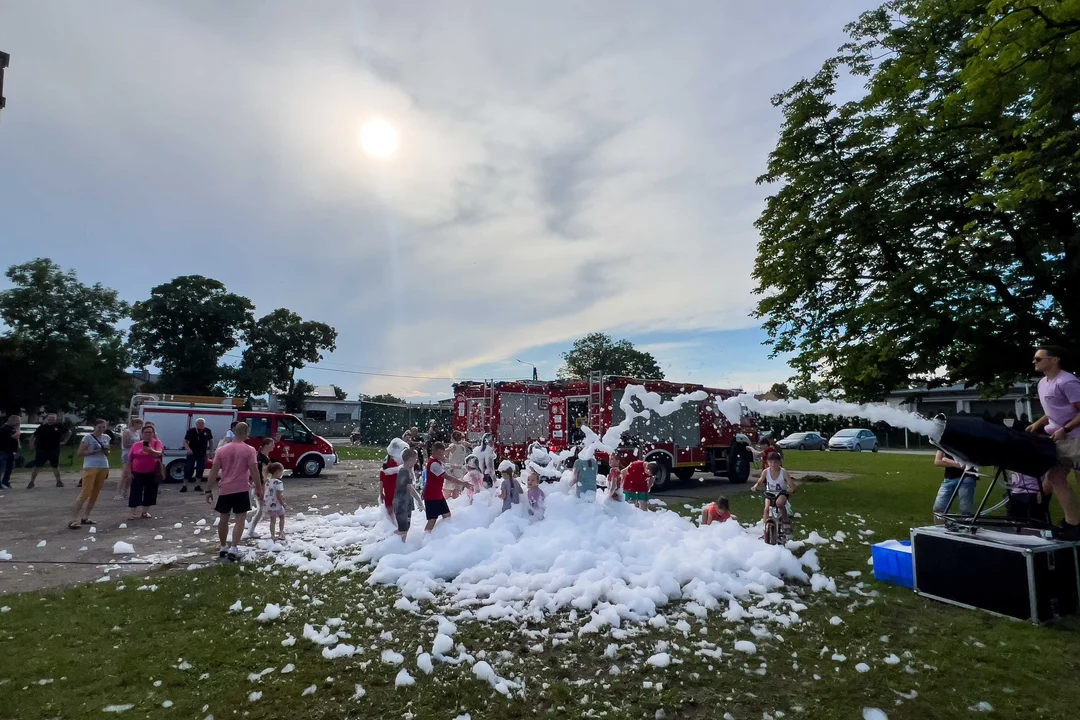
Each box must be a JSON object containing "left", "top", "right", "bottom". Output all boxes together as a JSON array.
[{"left": 380, "top": 438, "right": 410, "bottom": 524}]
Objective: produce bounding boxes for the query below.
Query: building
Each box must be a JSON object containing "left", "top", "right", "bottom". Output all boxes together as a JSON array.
[
  {"left": 268, "top": 385, "right": 362, "bottom": 423},
  {"left": 886, "top": 382, "right": 1041, "bottom": 424}
]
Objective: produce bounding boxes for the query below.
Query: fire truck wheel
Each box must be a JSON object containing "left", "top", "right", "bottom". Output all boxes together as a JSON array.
[
  {"left": 166, "top": 460, "right": 186, "bottom": 483},
  {"left": 296, "top": 455, "right": 324, "bottom": 478},
  {"left": 648, "top": 457, "right": 672, "bottom": 492},
  {"left": 674, "top": 467, "right": 695, "bottom": 482}
]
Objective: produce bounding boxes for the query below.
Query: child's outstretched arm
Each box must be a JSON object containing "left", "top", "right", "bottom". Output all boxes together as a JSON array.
[{"left": 751, "top": 471, "right": 766, "bottom": 492}]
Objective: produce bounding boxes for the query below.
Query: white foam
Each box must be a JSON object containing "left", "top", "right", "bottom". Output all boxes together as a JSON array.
[{"left": 717, "top": 394, "right": 941, "bottom": 439}]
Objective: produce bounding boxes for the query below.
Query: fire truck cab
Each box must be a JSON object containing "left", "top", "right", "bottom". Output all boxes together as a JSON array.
[
  {"left": 452, "top": 374, "right": 757, "bottom": 491},
  {"left": 129, "top": 394, "right": 338, "bottom": 480}
]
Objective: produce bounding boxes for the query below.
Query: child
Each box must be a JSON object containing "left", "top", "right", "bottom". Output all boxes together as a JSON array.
[
  {"left": 497, "top": 459, "right": 522, "bottom": 512},
  {"left": 245, "top": 437, "right": 275, "bottom": 539},
  {"left": 446, "top": 431, "right": 469, "bottom": 485},
  {"left": 460, "top": 455, "right": 485, "bottom": 502},
  {"left": 527, "top": 470, "right": 545, "bottom": 519},
  {"left": 751, "top": 454, "right": 796, "bottom": 530},
  {"left": 606, "top": 454, "right": 624, "bottom": 502},
  {"left": 570, "top": 451, "right": 598, "bottom": 498},
  {"left": 622, "top": 459, "right": 657, "bottom": 510},
  {"left": 380, "top": 438, "right": 409, "bottom": 523},
  {"left": 262, "top": 462, "right": 288, "bottom": 540},
  {"left": 393, "top": 449, "right": 423, "bottom": 542},
  {"left": 423, "top": 442, "right": 452, "bottom": 532},
  {"left": 701, "top": 496, "right": 736, "bottom": 525},
  {"left": 476, "top": 433, "right": 496, "bottom": 488},
  {"left": 1007, "top": 471, "right": 1050, "bottom": 524}
]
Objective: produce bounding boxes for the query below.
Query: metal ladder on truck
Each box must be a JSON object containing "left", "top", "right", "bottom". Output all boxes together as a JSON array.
[
  {"left": 481, "top": 380, "right": 496, "bottom": 436},
  {"left": 588, "top": 372, "right": 604, "bottom": 433}
]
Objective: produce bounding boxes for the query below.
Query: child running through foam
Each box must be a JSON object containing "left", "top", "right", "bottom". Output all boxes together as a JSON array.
[
  {"left": 701, "top": 496, "right": 736, "bottom": 525},
  {"left": 476, "top": 433, "right": 496, "bottom": 488},
  {"left": 527, "top": 469, "right": 545, "bottom": 519},
  {"left": 460, "top": 455, "right": 484, "bottom": 502},
  {"left": 392, "top": 449, "right": 422, "bottom": 542},
  {"left": 569, "top": 449, "right": 598, "bottom": 498},
  {"left": 606, "top": 454, "right": 624, "bottom": 502},
  {"left": 497, "top": 459, "right": 522, "bottom": 512},
  {"left": 380, "top": 438, "right": 409, "bottom": 524},
  {"left": 423, "top": 442, "right": 452, "bottom": 531},
  {"left": 262, "top": 462, "right": 288, "bottom": 540},
  {"left": 751, "top": 454, "right": 796, "bottom": 531}
]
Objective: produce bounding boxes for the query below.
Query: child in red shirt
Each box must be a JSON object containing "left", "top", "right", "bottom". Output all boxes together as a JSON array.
[
  {"left": 606, "top": 454, "right": 624, "bottom": 502},
  {"left": 423, "top": 442, "right": 452, "bottom": 531},
  {"left": 623, "top": 460, "right": 657, "bottom": 510},
  {"left": 701, "top": 496, "right": 736, "bottom": 525},
  {"left": 380, "top": 438, "right": 409, "bottom": 524}
]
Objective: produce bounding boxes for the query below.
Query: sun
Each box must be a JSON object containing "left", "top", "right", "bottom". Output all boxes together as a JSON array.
[{"left": 360, "top": 119, "right": 399, "bottom": 158}]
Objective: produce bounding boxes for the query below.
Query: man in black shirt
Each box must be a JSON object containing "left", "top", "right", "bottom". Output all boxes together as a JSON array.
[
  {"left": 0, "top": 414, "right": 20, "bottom": 489},
  {"left": 182, "top": 418, "right": 213, "bottom": 493},
  {"left": 27, "top": 413, "right": 71, "bottom": 488}
]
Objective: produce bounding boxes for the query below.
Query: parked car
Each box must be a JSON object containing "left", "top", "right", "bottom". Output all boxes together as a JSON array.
[
  {"left": 776, "top": 432, "right": 826, "bottom": 451},
  {"left": 828, "top": 428, "right": 878, "bottom": 452},
  {"left": 19, "top": 423, "right": 39, "bottom": 441}
]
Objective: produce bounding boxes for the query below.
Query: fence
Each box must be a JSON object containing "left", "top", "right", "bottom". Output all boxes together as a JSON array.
[{"left": 359, "top": 402, "right": 453, "bottom": 447}]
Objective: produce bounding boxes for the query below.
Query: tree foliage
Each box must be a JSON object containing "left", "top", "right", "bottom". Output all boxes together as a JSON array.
[
  {"left": 364, "top": 393, "right": 405, "bottom": 405},
  {"left": 768, "top": 383, "right": 791, "bottom": 400},
  {"left": 754, "top": 0, "right": 1080, "bottom": 400},
  {"left": 559, "top": 333, "right": 664, "bottom": 380},
  {"left": 0, "top": 259, "right": 130, "bottom": 418},
  {"left": 332, "top": 385, "right": 348, "bottom": 400},
  {"left": 128, "top": 276, "right": 254, "bottom": 395},
  {"left": 236, "top": 309, "right": 338, "bottom": 397},
  {"left": 281, "top": 378, "right": 315, "bottom": 414}
]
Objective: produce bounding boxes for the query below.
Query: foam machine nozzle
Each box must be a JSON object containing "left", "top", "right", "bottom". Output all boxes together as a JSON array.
[{"left": 935, "top": 416, "right": 1058, "bottom": 477}]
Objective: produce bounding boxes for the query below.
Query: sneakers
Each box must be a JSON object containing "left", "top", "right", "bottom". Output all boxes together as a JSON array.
[
  {"left": 26, "top": 480, "right": 35, "bottom": 489},
  {"left": 218, "top": 548, "right": 228, "bottom": 560},
  {"left": 55, "top": 480, "right": 64, "bottom": 488},
  {"left": 179, "top": 485, "right": 188, "bottom": 493},
  {"left": 194, "top": 485, "right": 202, "bottom": 493},
  {"left": 227, "top": 547, "right": 240, "bottom": 562}
]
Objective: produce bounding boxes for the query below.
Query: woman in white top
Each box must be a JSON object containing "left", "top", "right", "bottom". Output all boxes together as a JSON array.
[{"left": 751, "top": 453, "right": 796, "bottom": 528}]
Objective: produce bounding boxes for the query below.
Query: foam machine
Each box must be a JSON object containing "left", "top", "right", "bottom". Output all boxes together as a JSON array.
[
  {"left": 914, "top": 416, "right": 1079, "bottom": 624},
  {"left": 933, "top": 415, "right": 1058, "bottom": 534}
]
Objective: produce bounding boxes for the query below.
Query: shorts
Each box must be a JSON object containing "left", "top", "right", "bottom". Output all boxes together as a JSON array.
[
  {"left": 215, "top": 491, "right": 252, "bottom": 515},
  {"left": 32, "top": 448, "right": 61, "bottom": 468},
  {"left": 77, "top": 468, "right": 109, "bottom": 502},
  {"left": 425, "top": 499, "right": 450, "bottom": 520},
  {"left": 765, "top": 491, "right": 790, "bottom": 502},
  {"left": 1055, "top": 437, "right": 1080, "bottom": 469},
  {"left": 625, "top": 491, "right": 650, "bottom": 502}
]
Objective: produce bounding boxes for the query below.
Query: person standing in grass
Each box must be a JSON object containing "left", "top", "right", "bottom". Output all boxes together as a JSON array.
[
  {"left": 205, "top": 422, "right": 259, "bottom": 562},
  {"left": 27, "top": 413, "right": 70, "bottom": 488},
  {"left": 0, "top": 414, "right": 20, "bottom": 490},
  {"left": 68, "top": 419, "right": 111, "bottom": 529},
  {"left": 393, "top": 449, "right": 422, "bottom": 542},
  {"left": 127, "top": 423, "right": 163, "bottom": 520},
  {"left": 932, "top": 450, "right": 977, "bottom": 523}
]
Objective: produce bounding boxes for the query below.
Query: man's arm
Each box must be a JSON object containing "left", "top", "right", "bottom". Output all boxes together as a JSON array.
[
  {"left": 183, "top": 435, "right": 193, "bottom": 454},
  {"left": 205, "top": 462, "right": 221, "bottom": 500},
  {"left": 248, "top": 460, "right": 261, "bottom": 493},
  {"left": 1027, "top": 415, "right": 1050, "bottom": 433},
  {"left": 933, "top": 451, "right": 961, "bottom": 469}
]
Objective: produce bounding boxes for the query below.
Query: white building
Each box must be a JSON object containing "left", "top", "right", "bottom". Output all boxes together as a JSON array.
[{"left": 886, "top": 382, "right": 1041, "bottom": 423}]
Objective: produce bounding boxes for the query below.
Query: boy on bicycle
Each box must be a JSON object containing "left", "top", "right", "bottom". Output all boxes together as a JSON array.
[{"left": 751, "top": 454, "right": 796, "bottom": 532}]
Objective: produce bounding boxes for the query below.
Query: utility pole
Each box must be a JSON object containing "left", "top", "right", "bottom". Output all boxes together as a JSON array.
[{"left": 0, "top": 51, "right": 9, "bottom": 115}]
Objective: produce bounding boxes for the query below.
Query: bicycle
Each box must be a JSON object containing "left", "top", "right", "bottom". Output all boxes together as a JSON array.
[{"left": 761, "top": 491, "right": 792, "bottom": 546}]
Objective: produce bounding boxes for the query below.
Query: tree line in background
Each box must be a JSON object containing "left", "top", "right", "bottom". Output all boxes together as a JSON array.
[
  {"left": 0, "top": 258, "right": 338, "bottom": 420},
  {"left": 755, "top": 0, "right": 1080, "bottom": 401}
]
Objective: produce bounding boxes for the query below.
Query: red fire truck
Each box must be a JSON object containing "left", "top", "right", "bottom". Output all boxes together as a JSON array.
[
  {"left": 129, "top": 394, "right": 338, "bottom": 480},
  {"left": 451, "top": 374, "right": 757, "bottom": 491}
]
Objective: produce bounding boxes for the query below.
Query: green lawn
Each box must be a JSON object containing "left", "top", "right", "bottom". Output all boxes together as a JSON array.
[
  {"left": 2, "top": 452, "right": 1078, "bottom": 719},
  {"left": 8, "top": 443, "right": 124, "bottom": 472},
  {"left": 333, "top": 444, "right": 385, "bottom": 462}
]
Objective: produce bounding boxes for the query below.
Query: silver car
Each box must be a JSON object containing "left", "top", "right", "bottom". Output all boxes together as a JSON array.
[
  {"left": 776, "top": 432, "right": 826, "bottom": 451},
  {"left": 828, "top": 428, "right": 878, "bottom": 452}
]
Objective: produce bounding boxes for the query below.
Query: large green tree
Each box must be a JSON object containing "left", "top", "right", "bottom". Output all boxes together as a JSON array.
[
  {"left": 235, "top": 309, "right": 337, "bottom": 398},
  {"left": 754, "top": 0, "right": 1080, "bottom": 400},
  {"left": 127, "top": 276, "right": 254, "bottom": 395},
  {"left": 0, "top": 258, "right": 130, "bottom": 418},
  {"left": 559, "top": 332, "right": 664, "bottom": 380}
]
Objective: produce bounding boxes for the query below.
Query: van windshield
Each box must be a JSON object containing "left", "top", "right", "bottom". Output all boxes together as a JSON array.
[{"left": 278, "top": 416, "right": 313, "bottom": 443}]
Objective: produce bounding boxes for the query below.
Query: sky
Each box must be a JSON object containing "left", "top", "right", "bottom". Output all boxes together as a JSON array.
[{"left": 0, "top": 0, "right": 876, "bottom": 401}]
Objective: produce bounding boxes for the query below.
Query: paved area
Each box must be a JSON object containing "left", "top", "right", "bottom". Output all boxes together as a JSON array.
[
  {"left": 0, "top": 464, "right": 851, "bottom": 596},
  {"left": 0, "top": 460, "right": 382, "bottom": 595}
]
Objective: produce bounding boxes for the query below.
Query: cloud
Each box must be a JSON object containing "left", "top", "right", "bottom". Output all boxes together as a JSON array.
[{"left": 0, "top": 0, "right": 871, "bottom": 398}]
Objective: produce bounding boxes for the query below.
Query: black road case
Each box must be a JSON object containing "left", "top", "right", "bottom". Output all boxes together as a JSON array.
[{"left": 911, "top": 525, "right": 1080, "bottom": 624}]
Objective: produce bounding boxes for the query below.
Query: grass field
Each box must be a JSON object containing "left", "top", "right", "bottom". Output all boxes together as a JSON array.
[
  {"left": 333, "top": 444, "right": 385, "bottom": 462},
  {"left": 1, "top": 452, "right": 1078, "bottom": 719}
]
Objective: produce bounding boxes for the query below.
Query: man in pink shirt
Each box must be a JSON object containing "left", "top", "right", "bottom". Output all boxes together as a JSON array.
[
  {"left": 205, "top": 421, "right": 260, "bottom": 561},
  {"left": 1027, "top": 345, "right": 1080, "bottom": 539}
]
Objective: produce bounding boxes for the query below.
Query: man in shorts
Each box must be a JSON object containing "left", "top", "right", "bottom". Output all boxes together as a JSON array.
[
  {"left": 27, "top": 413, "right": 70, "bottom": 488},
  {"left": 1027, "top": 345, "right": 1080, "bottom": 540},
  {"left": 68, "top": 419, "right": 111, "bottom": 529},
  {"left": 623, "top": 459, "right": 657, "bottom": 510},
  {"left": 205, "top": 422, "right": 259, "bottom": 561}
]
